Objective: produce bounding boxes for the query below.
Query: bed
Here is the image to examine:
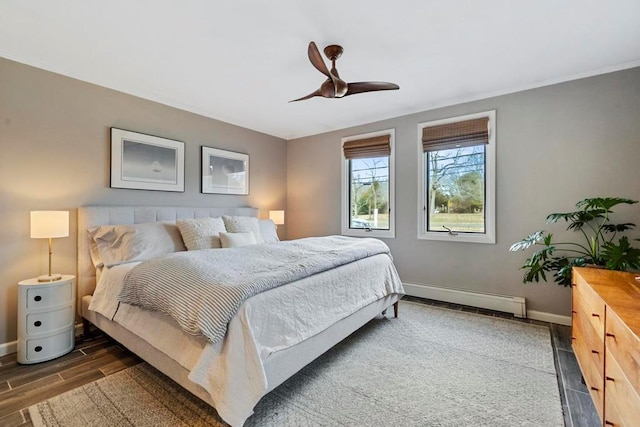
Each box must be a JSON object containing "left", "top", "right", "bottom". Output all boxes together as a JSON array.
[{"left": 77, "top": 205, "right": 404, "bottom": 426}]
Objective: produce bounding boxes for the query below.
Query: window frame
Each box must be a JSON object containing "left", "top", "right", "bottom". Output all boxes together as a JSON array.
[
  {"left": 417, "top": 111, "right": 496, "bottom": 244},
  {"left": 341, "top": 128, "right": 395, "bottom": 239}
]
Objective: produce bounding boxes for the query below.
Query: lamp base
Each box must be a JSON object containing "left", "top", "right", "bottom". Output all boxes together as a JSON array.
[{"left": 38, "top": 273, "right": 62, "bottom": 282}]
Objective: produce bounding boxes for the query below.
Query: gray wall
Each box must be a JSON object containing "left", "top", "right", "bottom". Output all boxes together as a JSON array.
[
  {"left": 0, "top": 58, "right": 287, "bottom": 345},
  {"left": 287, "top": 67, "right": 640, "bottom": 316}
]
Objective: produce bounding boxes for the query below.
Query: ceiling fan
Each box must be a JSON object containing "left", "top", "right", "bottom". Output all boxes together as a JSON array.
[{"left": 290, "top": 41, "right": 399, "bottom": 102}]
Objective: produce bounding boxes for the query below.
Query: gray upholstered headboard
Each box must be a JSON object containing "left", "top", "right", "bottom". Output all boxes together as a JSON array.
[{"left": 77, "top": 205, "right": 258, "bottom": 314}]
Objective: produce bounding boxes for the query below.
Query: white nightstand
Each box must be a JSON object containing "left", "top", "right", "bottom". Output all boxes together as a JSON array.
[{"left": 17, "top": 275, "right": 76, "bottom": 364}]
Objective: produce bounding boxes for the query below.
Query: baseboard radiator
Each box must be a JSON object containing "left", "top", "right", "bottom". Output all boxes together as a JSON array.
[{"left": 403, "top": 282, "right": 527, "bottom": 318}]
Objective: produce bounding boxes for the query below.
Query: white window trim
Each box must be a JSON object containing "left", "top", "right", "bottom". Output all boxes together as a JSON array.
[
  {"left": 417, "top": 110, "right": 496, "bottom": 244},
  {"left": 341, "top": 128, "right": 395, "bottom": 239}
]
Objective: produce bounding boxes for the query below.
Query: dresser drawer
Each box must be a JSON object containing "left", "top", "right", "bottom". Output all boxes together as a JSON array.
[
  {"left": 573, "top": 279, "right": 605, "bottom": 337},
  {"left": 25, "top": 305, "right": 74, "bottom": 335},
  {"left": 25, "top": 329, "right": 74, "bottom": 363},
  {"left": 606, "top": 307, "right": 640, "bottom": 396},
  {"left": 604, "top": 396, "right": 626, "bottom": 427},
  {"left": 604, "top": 348, "right": 640, "bottom": 426},
  {"left": 573, "top": 327, "right": 604, "bottom": 419},
  {"left": 26, "top": 281, "right": 72, "bottom": 309},
  {"left": 572, "top": 305, "right": 605, "bottom": 377}
]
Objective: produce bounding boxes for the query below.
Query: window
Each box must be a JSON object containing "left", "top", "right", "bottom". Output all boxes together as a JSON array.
[
  {"left": 418, "top": 111, "right": 495, "bottom": 243},
  {"left": 341, "top": 129, "right": 395, "bottom": 238}
]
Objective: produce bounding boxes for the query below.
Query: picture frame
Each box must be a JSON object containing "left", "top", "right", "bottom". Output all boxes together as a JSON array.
[
  {"left": 110, "top": 128, "right": 185, "bottom": 192},
  {"left": 201, "top": 146, "right": 249, "bottom": 195}
]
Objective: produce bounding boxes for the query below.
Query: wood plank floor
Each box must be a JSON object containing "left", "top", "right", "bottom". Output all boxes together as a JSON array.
[
  {"left": 0, "top": 299, "right": 598, "bottom": 427},
  {"left": 0, "top": 334, "right": 141, "bottom": 427}
]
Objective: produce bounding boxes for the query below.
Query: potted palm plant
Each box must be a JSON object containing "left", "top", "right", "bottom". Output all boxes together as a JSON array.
[{"left": 510, "top": 197, "right": 640, "bottom": 286}]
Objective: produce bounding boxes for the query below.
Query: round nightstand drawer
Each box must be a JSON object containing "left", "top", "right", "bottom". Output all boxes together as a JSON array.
[
  {"left": 25, "top": 329, "right": 74, "bottom": 363},
  {"left": 26, "top": 305, "right": 74, "bottom": 335},
  {"left": 26, "top": 281, "right": 73, "bottom": 309}
]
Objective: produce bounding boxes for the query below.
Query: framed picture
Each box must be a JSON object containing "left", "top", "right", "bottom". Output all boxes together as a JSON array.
[
  {"left": 110, "top": 128, "right": 185, "bottom": 192},
  {"left": 201, "top": 146, "right": 249, "bottom": 195}
]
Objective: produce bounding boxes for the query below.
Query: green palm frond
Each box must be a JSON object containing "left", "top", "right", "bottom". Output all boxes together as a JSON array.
[
  {"left": 576, "top": 197, "right": 637, "bottom": 212},
  {"left": 602, "top": 223, "right": 636, "bottom": 233},
  {"left": 602, "top": 236, "right": 640, "bottom": 271},
  {"left": 509, "top": 230, "right": 545, "bottom": 252}
]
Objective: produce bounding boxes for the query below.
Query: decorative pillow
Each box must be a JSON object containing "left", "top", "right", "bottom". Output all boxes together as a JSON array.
[
  {"left": 88, "top": 222, "right": 186, "bottom": 268},
  {"left": 88, "top": 238, "right": 103, "bottom": 269},
  {"left": 219, "top": 232, "right": 257, "bottom": 248},
  {"left": 176, "top": 217, "right": 226, "bottom": 250},
  {"left": 222, "top": 215, "right": 264, "bottom": 243},
  {"left": 258, "top": 219, "right": 280, "bottom": 243}
]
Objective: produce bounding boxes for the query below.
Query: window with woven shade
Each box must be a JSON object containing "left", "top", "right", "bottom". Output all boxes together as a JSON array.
[
  {"left": 341, "top": 129, "right": 395, "bottom": 238},
  {"left": 418, "top": 111, "right": 496, "bottom": 244}
]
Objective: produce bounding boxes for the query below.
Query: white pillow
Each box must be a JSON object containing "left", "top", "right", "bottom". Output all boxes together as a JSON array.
[
  {"left": 258, "top": 219, "right": 279, "bottom": 243},
  {"left": 219, "top": 232, "right": 257, "bottom": 248},
  {"left": 222, "top": 215, "right": 264, "bottom": 243},
  {"left": 176, "top": 217, "right": 226, "bottom": 250},
  {"left": 88, "top": 222, "right": 186, "bottom": 268}
]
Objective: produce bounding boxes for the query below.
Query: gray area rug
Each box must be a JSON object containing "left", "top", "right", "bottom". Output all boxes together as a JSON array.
[{"left": 30, "top": 301, "right": 563, "bottom": 426}]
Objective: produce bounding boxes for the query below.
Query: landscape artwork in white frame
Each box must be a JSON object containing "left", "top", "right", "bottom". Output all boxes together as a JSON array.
[
  {"left": 201, "top": 146, "right": 249, "bottom": 195},
  {"left": 110, "top": 128, "right": 185, "bottom": 192}
]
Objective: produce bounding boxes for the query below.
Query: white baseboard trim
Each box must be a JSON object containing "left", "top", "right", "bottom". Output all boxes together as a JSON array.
[
  {"left": 403, "top": 282, "right": 527, "bottom": 318},
  {"left": 0, "top": 340, "right": 17, "bottom": 357},
  {"left": 527, "top": 310, "right": 572, "bottom": 326}
]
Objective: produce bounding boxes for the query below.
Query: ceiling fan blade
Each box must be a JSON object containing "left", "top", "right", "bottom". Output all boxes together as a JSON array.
[
  {"left": 308, "top": 41, "right": 347, "bottom": 96},
  {"left": 289, "top": 88, "right": 322, "bottom": 103},
  {"left": 344, "top": 82, "right": 400, "bottom": 97},
  {"left": 307, "top": 42, "right": 332, "bottom": 79}
]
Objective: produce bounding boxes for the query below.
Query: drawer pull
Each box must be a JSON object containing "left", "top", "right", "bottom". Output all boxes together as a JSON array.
[
  {"left": 605, "top": 422, "right": 615, "bottom": 426},
  {"left": 571, "top": 337, "right": 576, "bottom": 341},
  {"left": 606, "top": 333, "right": 615, "bottom": 338},
  {"left": 34, "top": 320, "right": 42, "bottom": 327},
  {"left": 590, "top": 386, "right": 599, "bottom": 391},
  {"left": 591, "top": 313, "right": 600, "bottom": 318},
  {"left": 606, "top": 376, "right": 615, "bottom": 382},
  {"left": 591, "top": 350, "right": 599, "bottom": 355},
  {"left": 571, "top": 310, "right": 577, "bottom": 314},
  {"left": 34, "top": 295, "right": 42, "bottom": 302},
  {"left": 34, "top": 346, "right": 43, "bottom": 352}
]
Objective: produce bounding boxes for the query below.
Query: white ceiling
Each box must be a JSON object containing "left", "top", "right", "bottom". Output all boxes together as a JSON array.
[{"left": 1, "top": 1, "right": 639, "bottom": 140}]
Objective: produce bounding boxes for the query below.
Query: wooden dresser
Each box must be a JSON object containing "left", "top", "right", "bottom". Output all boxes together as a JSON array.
[{"left": 572, "top": 267, "right": 640, "bottom": 426}]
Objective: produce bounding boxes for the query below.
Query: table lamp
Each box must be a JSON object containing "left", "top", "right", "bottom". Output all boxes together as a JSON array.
[
  {"left": 269, "top": 210, "right": 285, "bottom": 228},
  {"left": 30, "top": 210, "right": 69, "bottom": 282}
]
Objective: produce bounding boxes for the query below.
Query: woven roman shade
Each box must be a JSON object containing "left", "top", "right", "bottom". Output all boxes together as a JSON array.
[
  {"left": 343, "top": 135, "right": 391, "bottom": 159},
  {"left": 422, "top": 117, "right": 489, "bottom": 152}
]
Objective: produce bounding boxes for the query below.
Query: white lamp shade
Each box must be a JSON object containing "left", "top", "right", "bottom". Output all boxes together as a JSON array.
[
  {"left": 269, "top": 210, "right": 285, "bottom": 225},
  {"left": 30, "top": 211, "right": 69, "bottom": 238}
]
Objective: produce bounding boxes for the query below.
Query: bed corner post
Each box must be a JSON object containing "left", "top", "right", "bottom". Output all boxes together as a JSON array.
[{"left": 393, "top": 301, "right": 399, "bottom": 318}]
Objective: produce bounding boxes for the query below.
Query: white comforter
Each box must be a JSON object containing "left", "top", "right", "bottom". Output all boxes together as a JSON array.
[
  {"left": 89, "top": 251, "right": 404, "bottom": 426},
  {"left": 118, "top": 236, "right": 392, "bottom": 343}
]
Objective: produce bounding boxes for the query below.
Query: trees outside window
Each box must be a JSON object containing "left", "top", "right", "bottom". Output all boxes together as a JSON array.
[
  {"left": 427, "top": 145, "right": 485, "bottom": 233},
  {"left": 349, "top": 157, "right": 389, "bottom": 230}
]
